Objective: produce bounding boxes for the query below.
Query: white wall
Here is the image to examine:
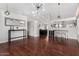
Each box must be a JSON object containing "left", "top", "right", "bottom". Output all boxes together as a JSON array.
[
  {"left": 0, "top": 9, "right": 27, "bottom": 43},
  {"left": 77, "top": 18, "right": 79, "bottom": 41},
  {"left": 0, "top": 9, "right": 9, "bottom": 43}
]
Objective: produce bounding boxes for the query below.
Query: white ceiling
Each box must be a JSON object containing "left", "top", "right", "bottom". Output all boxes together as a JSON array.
[{"left": 0, "top": 3, "right": 78, "bottom": 20}]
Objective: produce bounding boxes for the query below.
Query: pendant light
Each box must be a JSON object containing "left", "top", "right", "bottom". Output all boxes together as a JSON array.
[
  {"left": 5, "top": 3, "right": 10, "bottom": 15},
  {"left": 57, "top": 3, "right": 61, "bottom": 19},
  {"left": 32, "top": 3, "right": 45, "bottom": 16}
]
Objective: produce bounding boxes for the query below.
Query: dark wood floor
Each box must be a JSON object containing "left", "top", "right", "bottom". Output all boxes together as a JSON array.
[{"left": 0, "top": 36, "right": 79, "bottom": 56}]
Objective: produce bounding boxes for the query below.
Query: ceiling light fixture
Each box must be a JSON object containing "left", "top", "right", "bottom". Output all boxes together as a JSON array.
[
  {"left": 5, "top": 3, "right": 10, "bottom": 15},
  {"left": 32, "top": 3, "right": 45, "bottom": 16},
  {"left": 57, "top": 3, "right": 61, "bottom": 19}
]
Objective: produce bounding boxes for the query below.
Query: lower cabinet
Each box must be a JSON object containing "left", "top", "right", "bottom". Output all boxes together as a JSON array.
[{"left": 40, "top": 30, "right": 47, "bottom": 36}]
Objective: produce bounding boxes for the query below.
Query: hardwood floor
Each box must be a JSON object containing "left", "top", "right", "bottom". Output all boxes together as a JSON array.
[{"left": 0, "top": 36, "right": 79, "bottom": 56}]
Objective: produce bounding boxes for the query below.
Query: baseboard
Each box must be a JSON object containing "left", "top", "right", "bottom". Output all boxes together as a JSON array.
[
  {"left": 28, "top": 35, "right": 39, "bottom": 38},
  {"left": 54, "top": 36, "right": 78, "bottom": 40},
  {"left": 0, "top": 37, "right": 27, "bottom": 44}
]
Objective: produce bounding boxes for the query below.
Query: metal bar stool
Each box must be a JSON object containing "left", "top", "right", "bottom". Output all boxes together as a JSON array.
[{"left": 54, "top": 30, "right": 68, "bottom": 43}]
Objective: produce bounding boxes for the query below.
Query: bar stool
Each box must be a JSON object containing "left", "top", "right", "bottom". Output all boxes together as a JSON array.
[
  {"left": 54, "top": 31, "right": 61, "bottom": 42},
  {"left": 54, "top": 30, "right": 68, "bottom": 43},
  {"left": 60, "top": 31, "right": 68, "bottom": 44}
]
